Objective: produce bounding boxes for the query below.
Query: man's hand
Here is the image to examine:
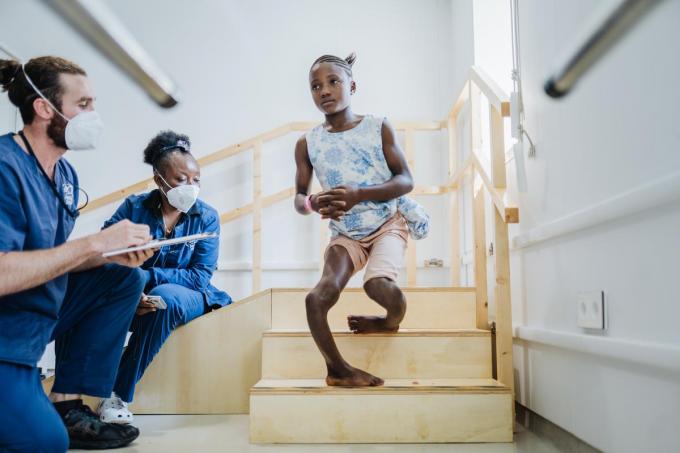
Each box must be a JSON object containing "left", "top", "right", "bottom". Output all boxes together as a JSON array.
[
  {"left": 108, "top": 249, "right": 155, "bottom": 268},
  {"left": 92, "top": 220, "right": 152, "bottom": 254},
  {"left": 136, "top": 294, "right": 157, "bottom": 316}
]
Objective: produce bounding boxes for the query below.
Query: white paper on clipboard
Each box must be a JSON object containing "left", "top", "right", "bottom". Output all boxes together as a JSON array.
[{"left": 102, "top": 232, "right": 218, "bottom": 257}]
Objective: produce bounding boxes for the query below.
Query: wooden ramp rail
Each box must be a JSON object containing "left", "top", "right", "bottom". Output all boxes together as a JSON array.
[{"left": 81, "top": 64, "right": 517, "bottom": 401}]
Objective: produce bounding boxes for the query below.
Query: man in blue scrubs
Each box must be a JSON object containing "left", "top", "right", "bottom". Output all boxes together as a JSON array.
[{"left": 0, "top": 56, "right": 154, "bottom": 451}]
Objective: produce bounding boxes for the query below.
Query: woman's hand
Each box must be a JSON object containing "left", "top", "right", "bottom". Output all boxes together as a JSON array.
[{"left": 136, "top": 294, "right": 157, "bottom": 316}]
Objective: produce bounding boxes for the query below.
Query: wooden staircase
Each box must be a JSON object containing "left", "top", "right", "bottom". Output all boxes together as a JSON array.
[
  {"left": 63, "top": 65, "right": 517, "bottom": 445},
  {"left": 249, "top": 288, "right": 514, "bottom": 443}
]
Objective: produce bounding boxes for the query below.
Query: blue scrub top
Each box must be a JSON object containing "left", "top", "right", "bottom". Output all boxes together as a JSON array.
[
  {"left": 103, "top": 190, "right": 231, "bottom": 308},
  {"left": 0, "top": 133, "right": 79, "bottom": 367}
]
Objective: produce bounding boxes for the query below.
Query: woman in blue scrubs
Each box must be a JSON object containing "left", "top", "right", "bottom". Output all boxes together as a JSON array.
[{"left": 97, "top": 130, "right": 231, "bottom": 423}]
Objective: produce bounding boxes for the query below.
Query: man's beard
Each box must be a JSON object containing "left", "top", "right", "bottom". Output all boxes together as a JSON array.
[{"left": 47, "top": 113, "right": 68, "bottom": 149}]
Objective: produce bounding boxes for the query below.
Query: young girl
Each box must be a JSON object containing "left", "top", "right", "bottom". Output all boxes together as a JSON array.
[{"left": 294, "top": 53, "right": 429, "bottom": 387}]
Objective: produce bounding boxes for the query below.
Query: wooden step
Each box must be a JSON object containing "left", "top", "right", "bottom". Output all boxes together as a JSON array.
[
  {"left": 271, "top": 287, "right": 477, "bottom": 330},
  {"left": 250, "top": 378, "right": 513, "bottom": 443},
  {"left": 261, "top": 329, "right": 492, "bottom": 379}
]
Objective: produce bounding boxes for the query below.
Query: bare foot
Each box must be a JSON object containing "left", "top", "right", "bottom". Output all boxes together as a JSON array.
[
  {"left": 347, "top": 315, "right": 399, "bottom": 334},
  {"left": 326, "top": 366, "right": 384, "bottom": 387}
]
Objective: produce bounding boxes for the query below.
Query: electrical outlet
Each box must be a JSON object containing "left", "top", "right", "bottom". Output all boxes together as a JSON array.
[
  {"left": 577, "top": 290, "right": 605, "bottom": 330},
  {"left": 424, "top": 258, "right": 443, "bottom": 268}
]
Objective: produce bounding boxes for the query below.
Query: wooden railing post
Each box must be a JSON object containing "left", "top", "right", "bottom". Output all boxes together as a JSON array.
[
  {"left": 473, "top": 188, "right": 488, "bottom": 330},
  {"left": 448, "top": 115, "right": 461, "bottom": 286},
  {"left": 252, "top": 141, "right": 263, "bottom": 293},
  {"left": 405, "top": 128, "right": 417, "bottom": 286},
  {"left": 489, "top": 104, "right": 514, "bottom": 398}
]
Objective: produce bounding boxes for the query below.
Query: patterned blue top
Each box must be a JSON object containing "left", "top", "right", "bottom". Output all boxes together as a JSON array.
[{"left": 306, "top": 115, "right": 429, "bottom": 240}]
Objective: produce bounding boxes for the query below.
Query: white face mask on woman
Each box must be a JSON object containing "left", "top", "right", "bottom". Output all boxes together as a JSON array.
[
  {"left": 22, "top": 64, "right": 104, "bottom": 151},
  {"left": 156, "top": 172, "right": 200, "bottom": 213}
]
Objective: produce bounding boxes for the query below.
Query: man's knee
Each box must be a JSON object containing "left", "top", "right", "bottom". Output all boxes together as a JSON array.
[
  {"left": 104, "top": 264, "right": 146, "bottom": 295},
  {"left": 306, "top": 281, "right": 341, "bottom": 313},
  {"left": 127, "top": 267, "right": 147, "bottom": 294},
  {"left": 26, "top": 420, "right": 68, "bottom": 453}
]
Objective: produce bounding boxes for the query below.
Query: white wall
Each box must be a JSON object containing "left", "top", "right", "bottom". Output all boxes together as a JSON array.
[
  {"left": 509, "top": 1, "right": 680, "bottom": 452},
  {"left": 449, "top": 0, "right": 475, "bottom": 98},
  {"left": 0, "top": 0, "right": 467, "bottom": 303},
  {"left": 472, "top": 0, "right": 513, "bottom": 95}
]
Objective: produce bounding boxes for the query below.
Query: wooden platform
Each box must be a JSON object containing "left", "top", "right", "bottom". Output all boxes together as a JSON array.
[
  {"left": 262, "top": 329, "right": 492, "bottom": 379},
  {"left": 250, "top": 378, "right": 513, "bottom": 443},
  {"left": 41, "top": 286, "right": 513, "bottom": 444},
  {"left": 250, "top": 287, "right": 513, "bottom": 443}
]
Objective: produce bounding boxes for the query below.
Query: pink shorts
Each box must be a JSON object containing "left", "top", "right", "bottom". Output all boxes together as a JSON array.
[{"left": 325, "top": 214, "right": 408, "bottom": 282}]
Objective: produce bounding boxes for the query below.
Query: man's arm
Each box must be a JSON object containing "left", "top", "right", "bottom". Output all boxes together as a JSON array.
[
  {"left": 317, "top": 119, "right": 414, "bottom": 212},
  {"left": 0, "top": 220, "right": 152, "bottom": 297},
  {"left": 71, "top": 197, "right": 143, "bottom": 272}
]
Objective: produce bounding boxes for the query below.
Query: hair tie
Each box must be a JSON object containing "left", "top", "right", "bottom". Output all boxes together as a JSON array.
[{"left": 6, "top": 63, "right": 22, "bottom": 86}]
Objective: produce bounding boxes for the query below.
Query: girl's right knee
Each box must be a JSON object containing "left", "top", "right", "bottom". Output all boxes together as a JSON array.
[{"left": 306, "top": 283, "right": 341, "bottom": 311}]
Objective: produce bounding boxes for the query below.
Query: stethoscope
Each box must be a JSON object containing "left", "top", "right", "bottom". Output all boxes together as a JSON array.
[{"left": 17, "top": 131, "right": 89, "bottom": 219}]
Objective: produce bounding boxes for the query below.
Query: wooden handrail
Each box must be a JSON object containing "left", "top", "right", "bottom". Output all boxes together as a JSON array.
[
  {"left": 218, "top": 184, "right": 453, "bottom": 225},
  {"left": 84, "top": 121, "right": 450, "bottom": 213},
  {"left": 471, "top": 155, "right": 519, "bottom": 224},
  {"left": 82, "top": 122, "right": 295, "bottom": 213},
  {"left": 446, "top": 67, "right": 515, "bottom": 405},
  {"left": 469, "top": 66, "right": 511, "bottom": 117},
  {"left": 448, "top": 80, "right": 470, "bottom": 120}
]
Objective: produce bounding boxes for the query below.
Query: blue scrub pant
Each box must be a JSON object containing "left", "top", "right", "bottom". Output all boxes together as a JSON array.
[
  {"left": 0, "top": 264, "right": 143, "bottom": 452},
  {"left": 51, "top": 264, "right": 145, "bottom": 397},
  {"left": 0, "top": 362, "right": 69, "bottom": 453},
  {"left": 113, "top": 284, "right": 209, "bottom": 403}
]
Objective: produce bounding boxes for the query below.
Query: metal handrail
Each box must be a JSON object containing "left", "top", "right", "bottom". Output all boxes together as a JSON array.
[
  {"left": 544, "top": 0, "right": 662, "bottom": 98},
  {"left": 43, "top": 0, "right": 180, "bottom": 108}
]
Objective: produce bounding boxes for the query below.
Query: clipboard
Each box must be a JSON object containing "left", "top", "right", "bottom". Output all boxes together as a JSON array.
[{"left": 102, "top": 232, "right": 218, "bottom": 257}]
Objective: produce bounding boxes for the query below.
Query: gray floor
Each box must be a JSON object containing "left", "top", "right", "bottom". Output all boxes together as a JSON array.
[{"left": 93, "top": 415, "right": 568, "bottom": 453}]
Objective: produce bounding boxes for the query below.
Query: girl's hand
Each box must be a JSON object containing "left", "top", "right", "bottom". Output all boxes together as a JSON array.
[
  {"left": 319, "top": 206, "right": 346, "bottom": 220},
  {"left": 312, "top": 190, "right": 346, "bottom": 219},
  {"left": 317, "top": 185, "right": 361, "bottom": 212}
]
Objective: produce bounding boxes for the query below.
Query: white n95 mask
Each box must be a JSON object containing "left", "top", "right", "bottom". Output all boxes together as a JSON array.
[
  {"left": 22, "top": 64, "right": 104, "bottom": 150},
  {"left": 166, "top": 184, "right": 200, "bottom": 213},
  {"left": 61, "top": 110, "right": 104, "bottom": 151},
  {"left": 156, "top": 172, "right": 200, "bottom": 213}
]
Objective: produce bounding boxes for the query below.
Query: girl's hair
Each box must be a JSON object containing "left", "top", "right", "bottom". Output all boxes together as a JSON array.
[
  {"left": 0, "top": 56, "right": 86, "bottom": 124},
  {"left": 310, "top": 52, "right": 357, "bottom": 77},
  {"left": 143, "top": 130, "right": 192, "bottom": 172}
]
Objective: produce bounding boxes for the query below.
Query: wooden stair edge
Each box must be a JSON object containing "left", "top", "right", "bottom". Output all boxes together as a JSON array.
[
  {"left": 251, "top": 378, "right": 511, "bottom": 395},
  {"left": 263, "top": 328, "right": 491, "bottom": 337},
  {"left": 271, "top": 286, "right": 477, "bottom": 293}
]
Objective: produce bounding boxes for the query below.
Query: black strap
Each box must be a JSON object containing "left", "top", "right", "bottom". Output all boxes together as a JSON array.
[{"left": 17, "top": 131, "right": 80, "bottom": 219}]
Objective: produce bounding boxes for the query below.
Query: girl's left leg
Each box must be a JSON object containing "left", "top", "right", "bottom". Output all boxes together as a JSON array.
[
  {"left": 349, "top": 233, "right": 407, "bottom": 333},
  {"left": 113, "top": 284, "right": 208, "bottom": 403}
]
